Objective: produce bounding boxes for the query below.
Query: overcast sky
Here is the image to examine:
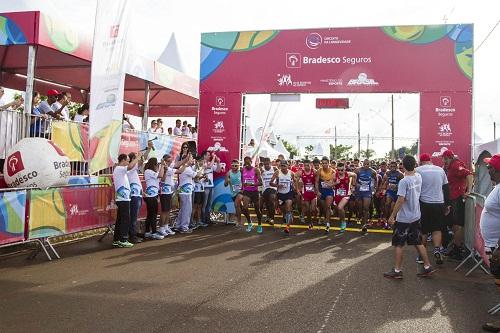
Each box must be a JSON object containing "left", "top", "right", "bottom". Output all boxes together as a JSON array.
[{"left": 1, "top": 0, "right": 498, "bottom": 156}]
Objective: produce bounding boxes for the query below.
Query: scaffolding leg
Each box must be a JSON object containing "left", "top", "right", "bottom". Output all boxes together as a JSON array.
[
  {"left": 98, "top": 225, "right": 113, "bottom": 242},
  {"left": 45, "top": 238, "right": 60, "bottom": 259}
]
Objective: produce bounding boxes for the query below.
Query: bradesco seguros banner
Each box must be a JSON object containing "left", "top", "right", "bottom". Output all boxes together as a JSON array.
[{"left": 198, "top": 25, "right": 473, "bottom": 212}]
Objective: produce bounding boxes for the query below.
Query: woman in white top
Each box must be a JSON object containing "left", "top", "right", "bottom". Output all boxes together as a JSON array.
[
  {"left": 159, "top": 154, "right": 176, "bottom": 236},
  {"left": 175, "top": 153, "right": 196, "bottom": 233},
  {"left": 143, "top": 157, "right": 166, "bottom": 240}
]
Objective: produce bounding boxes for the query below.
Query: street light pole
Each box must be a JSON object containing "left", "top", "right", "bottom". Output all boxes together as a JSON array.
[
  {"left": 391, "top": 94, "right": 395, "bottom": 159},
  {"left": 357, "top": 113, "right": 361, "bottom": 158},
  {"left": 334, "top": 125, "right": 337, "bottom": 159}
]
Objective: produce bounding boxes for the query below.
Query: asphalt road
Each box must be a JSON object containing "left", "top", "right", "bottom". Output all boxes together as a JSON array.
[{"left": 0, "top": 224, "right": 497, "bottom": 333}]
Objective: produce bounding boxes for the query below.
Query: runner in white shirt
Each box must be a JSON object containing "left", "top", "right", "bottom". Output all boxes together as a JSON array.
[
  {"left": 112, "top": 152, "right": 141, "bottom": 248},
  {"left": 143, "top": 157, "right": 166, "bottom": 240},
  {"left": 261, "top": 157, "right": 277, "bottom": 225},
  {"left": 175, "top": 153, "right": 196, "bottom": 232}
]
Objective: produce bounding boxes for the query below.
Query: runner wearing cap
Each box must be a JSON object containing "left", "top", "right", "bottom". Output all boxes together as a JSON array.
[
  {"left": 270, "top": 160, "right": 296, "bottom": 234},
  {"left": 296, "top": 159, "right": 317, "bottom": 230},
  {"left": 442, "top": 149, "right": 473, "bottom": 260},
  {"left": 416, "top": 153, "right": 450, "bottom": 265},
  {"left": 315, "top": 157, "right": 337, "bottom": 234}
]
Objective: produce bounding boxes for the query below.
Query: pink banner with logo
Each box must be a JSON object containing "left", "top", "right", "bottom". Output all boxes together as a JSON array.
[{"left": 420, "top": 92, "right": 472, "bottom": 167}]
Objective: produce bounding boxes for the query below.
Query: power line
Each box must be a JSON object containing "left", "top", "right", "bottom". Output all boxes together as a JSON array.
[{"left": 476, "top": 19, "right": 500, "bottom": 52}]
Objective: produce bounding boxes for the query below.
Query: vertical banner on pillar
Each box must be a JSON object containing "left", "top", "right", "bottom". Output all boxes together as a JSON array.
[
  {"left": 198, "top": 92, "right": 242, "bottom": 213},
  {"left": 420, "top": 92, "right": 472, "bottom": 167},
  {"left": 88, "top": 0, "right": 131, "bottom": 174}
]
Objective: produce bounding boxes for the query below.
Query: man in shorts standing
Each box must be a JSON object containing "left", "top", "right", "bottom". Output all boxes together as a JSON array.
[
  {"left": 261, "top": 157, "right": 277, "bottom": 225},
  {"left": 384, "top": 155, "right": 434, "bottom": 279},
  {"left": 416, "top": 153, "right": 450, "bottom": 265},
  {"left": 296, "top": 159, "right": 317, "bottom": 230}
]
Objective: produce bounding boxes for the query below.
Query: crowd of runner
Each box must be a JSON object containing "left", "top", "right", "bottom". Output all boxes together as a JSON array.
[{"left": 112, "top": 145, "right": 476, "bottom": 278}]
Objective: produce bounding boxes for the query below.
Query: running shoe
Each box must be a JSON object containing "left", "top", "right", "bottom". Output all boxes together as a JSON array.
[
  {"left": 308, "top": 223, "right": 314, "bottom": 230},
  {"left": 427, "top": 233, "right": 432, "bottom": 242},
  {"left": 383, "top": 268, "right": 403, "bottom": 279},
  {"left": 284, "top": 225, "right": 290, "bottom": 234},
  {"left": 415, "top": 256, "right": 424, "bottom": 264},
  {"left": 257, "top": 225, "right": 263, "bottom": 234},
  {"left": 112, "top": 241, "right": 120, "bottom": 247},
  {"left": 144, "top": 232, "right": 152, "bottom": 239},
  {"left": 433, "top": 250, "right": 444, "bottom": 265},
  {"left": 130, "top": 237, "right": 143, "bottom": 244},
  {"left": 165, "top": 227, "right": 176, "bottom": 236},
  {"left": 340, "top": 221, "right": 347, "bottom": 233},
  {"left": 158, "top": 228, "right": 169, "bottom": 237},
  {"left": 325, "top": 222, "right": 330, "bottom": 234},
  {"left": 116, "top": 240, "right": 134, "bottom": 248},
  {"left": 417, "top": 266, "right": 436, "bottom": 277},
  {"left": 300, "top": 215, "right": 305, "bottom": 223},
  {"left": 151, "top": 232, "right": 165, "bottom": 240},
  {"left": 180, "top": 228, "right": 192, "bottom": 234},
  {"left": 361, "top": 225, "right": 368, "bottom": 234},
  {"left": 268, "top": 219, "right": 275, "bottom": 226},
  {"left": 246, "top": 223, "right": 253, "bottom": 232},
  {"left": 199, "top": 222, "right": 209, "bottom": 228}
]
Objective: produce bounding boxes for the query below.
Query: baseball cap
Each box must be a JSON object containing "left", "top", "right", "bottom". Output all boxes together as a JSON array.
[
  {"left": 484, "top": 154, "right": 500, "bottom": 170},
  {"left": 419, "top": 153, "right": 431, "bottom": 162},
  {"left": 47, "top": 89, "right": 60, "bottom": 96},
  {"left": 441, "top": 150, "right": 454, "bottom": 158},
  {"left": 280, "top": 160, "right": 288, "bottom": 166}
]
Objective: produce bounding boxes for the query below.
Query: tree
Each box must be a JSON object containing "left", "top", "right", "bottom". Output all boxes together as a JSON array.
[
  {"left": 281, "top": 139, "right": 299, "bottom": 159},
  {"left": 387, "top": 141, "right": 418, "bottom": 160},
  {"left": 329, "top": 144, "right": 352, "bottom": 160},
  {"left": 361, "top": 149, "right": 375, "bottom": 159}
]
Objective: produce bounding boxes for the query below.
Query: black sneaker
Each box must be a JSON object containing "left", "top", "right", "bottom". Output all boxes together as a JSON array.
[
  {"left": 308, "top": 223, "right": 314, "bottom": 230},
  {"left": 325, "top": 224, "right": 330, "bottom": 234},
  {"left": 417, "top": 266, "right": 436, "bottom": 277},
  {"left": 384, "top": 268, "right": 403, "bottom": 279},
  {"left": 415, "top": 256, "right": 424, "bottom": 264}
]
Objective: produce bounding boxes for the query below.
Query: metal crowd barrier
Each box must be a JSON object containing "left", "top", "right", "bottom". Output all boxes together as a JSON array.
[
  {"left": 0, "top": 110, "right": 23, "bottom": 160},
  {"left": 454, "top": 193, "right": 490, "bottom": 276}
]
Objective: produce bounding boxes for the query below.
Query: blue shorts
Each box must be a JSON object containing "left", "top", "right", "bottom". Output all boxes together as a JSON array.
[
  {"left": 386, "top": 191, "right": 398, "bottom": 202},
  {"left": 355, "top": 191, "right": 372, "bottom": 199},
  {"left": 319, "top": 188, "right": 334, "bottom": 200}
]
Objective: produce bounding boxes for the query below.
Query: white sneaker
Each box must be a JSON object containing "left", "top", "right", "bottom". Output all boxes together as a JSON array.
[
  {"left": 165, "top": 226, "right": 176, "bottom": 235},
  {"left": 158, "top": 228, "right": 169, "bottom": 236},
  {"left": 151, "top": 232, "right": 165, "bottom": 240}
]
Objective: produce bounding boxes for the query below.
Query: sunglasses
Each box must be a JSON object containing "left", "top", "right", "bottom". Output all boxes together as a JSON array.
[
  {"left": 182, "top": 146, "right": 188, "bottom": 149},
  {"left": 231, "top": 164, "right": 239, "bottom": 167}
]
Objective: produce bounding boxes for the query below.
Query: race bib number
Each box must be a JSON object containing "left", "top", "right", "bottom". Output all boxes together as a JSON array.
[
  {"left": 244, "top": 179, "right": 255, "bottom": 186},
  {"left": 360, "top": 184, "right": 370, "bottom": 192},
  {"left": 231, "top": 184, "right": 241, "bottom": 192},
  {"left": 279, "top": 181, "right": 290, "bottom": 191},
  {"left": 305, "top": 184, "right": 314, "bottom": 192},
  {"left": 337, "top": 188, "right": 347, "bottom": 196},
  {"left": 321, "top": 181, "right": 331, "bottom": 189}
]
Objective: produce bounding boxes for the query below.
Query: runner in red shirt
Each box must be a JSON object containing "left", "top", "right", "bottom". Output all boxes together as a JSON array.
[
  {"left": 296, "top": 159, "right": 317, "bottom": 230},
  {"left": 442, "top": 149, "right": 473, "bottom": 260},
  {"left": 334, "top": 162, "right": 357, "bottom": 233}
]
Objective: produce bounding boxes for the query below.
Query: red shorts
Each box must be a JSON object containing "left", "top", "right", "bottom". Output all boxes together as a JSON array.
[
  {"left": 302, "top": 191, "right": 317, "bottom": 202},
  {"left": 334, "top": 195, "right": 349, "bottom": 205}
]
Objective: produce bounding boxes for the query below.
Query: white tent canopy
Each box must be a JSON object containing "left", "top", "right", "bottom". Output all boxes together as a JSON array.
[
  {"left": 275, "top": 139, "right": 290, "bottom": 158},
  {"left": 311, "top": 142, "right": 326, "bottom": 157}
]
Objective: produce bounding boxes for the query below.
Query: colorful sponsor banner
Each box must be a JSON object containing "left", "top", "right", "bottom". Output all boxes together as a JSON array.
[
  {"left": 420, "top": 92, "right": 473, "bottom": 166},
  {"left": 199, "top": 25, "right": 474, "bottom": 199},
  {"left": 198, "top": 92, "right": 242, "bottom": 213},
  {"left": 0, "top": 190, "right": 26, "bottom": 245},
  {"left": 119, "top": 131, "right": 190, "bottom": 161},
  {"left": 28, "top": 186, "right": 115, "bottom": 239},
  {"left": 201, "top": 26, "right": 472, "bottom": 93},
  {"left": 51, "top": 121, "right": 89, "bottom": 161},
  {"left": 0, "top": 12, "right": 33, "bottom": 45},
  {"left": 89, "top": 0, "right": 132, "bottom": 173}
]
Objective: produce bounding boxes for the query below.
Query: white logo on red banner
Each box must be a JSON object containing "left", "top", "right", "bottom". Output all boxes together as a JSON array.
[
  {"left": 440, "top": 96, "right": 451, "bottom": 107},
  {"left": 286, "top": 53, "right": 302, "bottom": 68},
  {"left": 347, "top": 73, "right": 379, "bottom": 86},
  {"left": 277, "top": 74, "right": 293, "bottom": 86},
  {"left": 216, "top": 96, "right": 225, "bottom": 106}
]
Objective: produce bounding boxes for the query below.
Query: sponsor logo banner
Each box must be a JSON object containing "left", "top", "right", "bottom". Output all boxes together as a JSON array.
[{"left": 0, "top": 190, "right": 26, "bottom": 245}]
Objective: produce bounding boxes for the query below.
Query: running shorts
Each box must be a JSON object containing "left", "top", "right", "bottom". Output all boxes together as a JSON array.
[
  {"left": 277, "top": 192, "right": 295, "bottom": 205},
  {"left": 420, "top": 201, "right": 445, "bottom": 233}
]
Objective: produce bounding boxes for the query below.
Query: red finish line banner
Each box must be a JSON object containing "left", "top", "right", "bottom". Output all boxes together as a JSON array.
[{"left": 316, "top": 98, "right": 349, "bottom": 109}]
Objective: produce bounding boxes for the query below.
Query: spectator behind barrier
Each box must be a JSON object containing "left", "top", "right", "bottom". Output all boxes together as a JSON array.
[
  {"left": 30, "top": 91, "right": 48, "bottom": 137},
  {"left": 173, "top": 119, "right": 182, "bottom": 136},
  {"left": 0, "top": 87, "right": 23, "bottom": 111},
  {"left": 51, "top": 92, "right": 71, "bottom": 120},
  {"left": 73, "top": 103, "right": 89, "bottom": 123},
  {"left": 122, "top": 114, "right": 134, "bottom": 130},
  {"left": 39, "top": 89, "right": 63, "bottom": 120},
  {"left": 147, "top": 119, "right": 157, "bottom": 133}
]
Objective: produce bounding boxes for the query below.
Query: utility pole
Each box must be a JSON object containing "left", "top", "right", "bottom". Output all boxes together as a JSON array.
[
  {"left": 357, "top": 113, "right": 361, "bottom": 158},
  {"left": 391, "top": 94, "right": 395, "bottom": 160},
  {"left": 334, "top": 126, "right": 337, "bottom": 159},
  {"left": 367, "top": 134, "right": 370, "bottom": 156}
]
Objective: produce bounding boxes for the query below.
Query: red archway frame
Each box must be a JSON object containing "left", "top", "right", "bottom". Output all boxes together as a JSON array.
[{"left": 197, "top": 25, "right": 473, "bottom": 212}]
